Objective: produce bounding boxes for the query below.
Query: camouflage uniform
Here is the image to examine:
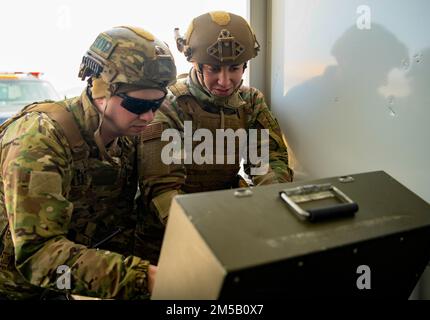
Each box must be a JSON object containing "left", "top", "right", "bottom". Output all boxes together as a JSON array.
[
  {"left": 136, "top": 12, "right": 293, "bottom": 264},
  {"left": 0, "top": 93, "right": 149, "bottom": 299},
  {"left": 0, "top": 26, "right": 176, "bottom": 300}
]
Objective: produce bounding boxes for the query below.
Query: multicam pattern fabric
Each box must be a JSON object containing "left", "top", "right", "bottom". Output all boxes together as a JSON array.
[
  {"left": 79, "top": 26, "right": 177, "bottom": 91},
  {"left": 0, "top": 90, "right": 150, "bottom": 300},
  {"left": 136, "top": 69, "right": 293, "bottom": 263}
]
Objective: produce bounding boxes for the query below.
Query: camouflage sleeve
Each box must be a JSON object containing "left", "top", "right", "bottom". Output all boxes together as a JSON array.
[
  {"left": 244, "top": 88, "right": 294, "bottom": 185},
  {"left": 138, "top": 97, "right": 186, "bottom": 225},
  {"left": 1, "top": 113, "right": 150, "bottom": 299}
]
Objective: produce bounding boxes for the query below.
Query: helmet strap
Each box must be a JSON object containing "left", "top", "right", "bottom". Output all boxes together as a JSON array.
[
  {"left": 93, "top": 99, "right": 118, "bottom": 163},
  {"left": 197, "top": 63, "right": 204, "bottom": 78},
  {"left": 195, "top": 64, "right": 208, "bottom": 92}
]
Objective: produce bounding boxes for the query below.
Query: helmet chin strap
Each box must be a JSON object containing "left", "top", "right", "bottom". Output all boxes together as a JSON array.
[
  {"left": 196, "top": 64, "right": 207, "bottom": 90},
  {"left": 93, "top": 92, "right": 120, "bottom": 163}
]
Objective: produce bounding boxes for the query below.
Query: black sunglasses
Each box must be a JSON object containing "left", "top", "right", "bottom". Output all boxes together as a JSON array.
[{"left": 116, "top": 93, "right": 165, "bottom": 115}]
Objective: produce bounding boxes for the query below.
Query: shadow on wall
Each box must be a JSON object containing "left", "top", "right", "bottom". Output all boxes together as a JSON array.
[
  {"left": 397, "top": 47, "right": 430, "bottom": 200},
  {"left": 282, "top": 23, "right": 413, "bottom": 180}
]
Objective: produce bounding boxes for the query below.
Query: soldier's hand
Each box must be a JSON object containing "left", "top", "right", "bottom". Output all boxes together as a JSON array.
[{"left": 148, "top": 264, "right": 157, "bottom": 293}]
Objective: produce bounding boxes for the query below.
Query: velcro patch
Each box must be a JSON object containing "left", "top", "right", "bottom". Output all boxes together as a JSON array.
[
  {"left": 141, "top": 122, "right": 164, "bottom": 141},
  {"left": 90, "top": 33, "right": 115, "bottom": 59},
  {"left": 29, "top": 171, "right": 62, "bottom": 196}
]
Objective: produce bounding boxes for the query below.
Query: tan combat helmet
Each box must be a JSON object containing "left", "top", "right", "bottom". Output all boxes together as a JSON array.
[
  {"left": 176, "top": 11, "right": 260, "bottom": 65},
  {"left": 79, "top": 26, "right": 177, "bottom": 92}
]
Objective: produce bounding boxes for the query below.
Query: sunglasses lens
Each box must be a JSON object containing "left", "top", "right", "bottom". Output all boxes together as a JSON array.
[{"left": 118, "top": 93, "right": 165, "bottom": 115}]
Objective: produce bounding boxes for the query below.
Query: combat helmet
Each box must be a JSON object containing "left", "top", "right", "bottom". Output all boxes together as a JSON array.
[
  {"left": 79, "top": 26, "right": 177, "bottom": 92},
  {"left": 175, "top": 11, "right": 260, "bottom": 65}
]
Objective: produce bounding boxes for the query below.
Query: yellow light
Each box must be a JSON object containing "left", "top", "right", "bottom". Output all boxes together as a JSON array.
[{"left": 0, "top": 74, "right": 18, "bottom": 79}]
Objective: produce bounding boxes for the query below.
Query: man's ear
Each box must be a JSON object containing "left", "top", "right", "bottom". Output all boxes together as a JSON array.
[{"left": 93, "top": 97, "right": 107, "bottom": 110}]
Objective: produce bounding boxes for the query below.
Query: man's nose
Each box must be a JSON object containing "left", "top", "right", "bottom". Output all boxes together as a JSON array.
[
  {"left": 139, "top": 110, "right": 154, "bottom": 122},
  {"left": 218, "top": 69, "right": 231, "bottom": 87}
]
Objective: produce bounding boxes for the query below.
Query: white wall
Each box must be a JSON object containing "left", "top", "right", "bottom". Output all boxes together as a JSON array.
[
  {"left": 270, "top": 0, "right": 430, "bottom": 298},
  {"left": 271, "top": 0, "right": 430, "bottom": 203}
]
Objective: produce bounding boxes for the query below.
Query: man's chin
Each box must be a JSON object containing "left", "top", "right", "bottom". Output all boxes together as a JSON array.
[{"left": 211, "top": 90, "right": 232, "bottom": 97}]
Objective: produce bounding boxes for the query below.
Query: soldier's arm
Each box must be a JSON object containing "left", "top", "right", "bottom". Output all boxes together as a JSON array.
[
  {"left": 138, "top": 99, "right": 186, "bottom": 225},
  {"left": 1, "top": 113, "right": 151, "bottom": 299},
  {"left": 244, "top": 88, "right": 294, "bottom": 185}
]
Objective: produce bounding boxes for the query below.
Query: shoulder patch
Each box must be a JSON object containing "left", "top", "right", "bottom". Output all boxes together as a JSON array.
[{"left": 29, "top": 171, "right": 62, "bottom": 196}]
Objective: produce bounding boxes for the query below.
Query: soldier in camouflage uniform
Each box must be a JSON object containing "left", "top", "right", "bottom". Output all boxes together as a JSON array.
[
  {"left": 0, "top": 26, "right": 176, "bottom": 299},
  {"left": 137, "top": 11, "right": 293, "bottom": 264}
]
